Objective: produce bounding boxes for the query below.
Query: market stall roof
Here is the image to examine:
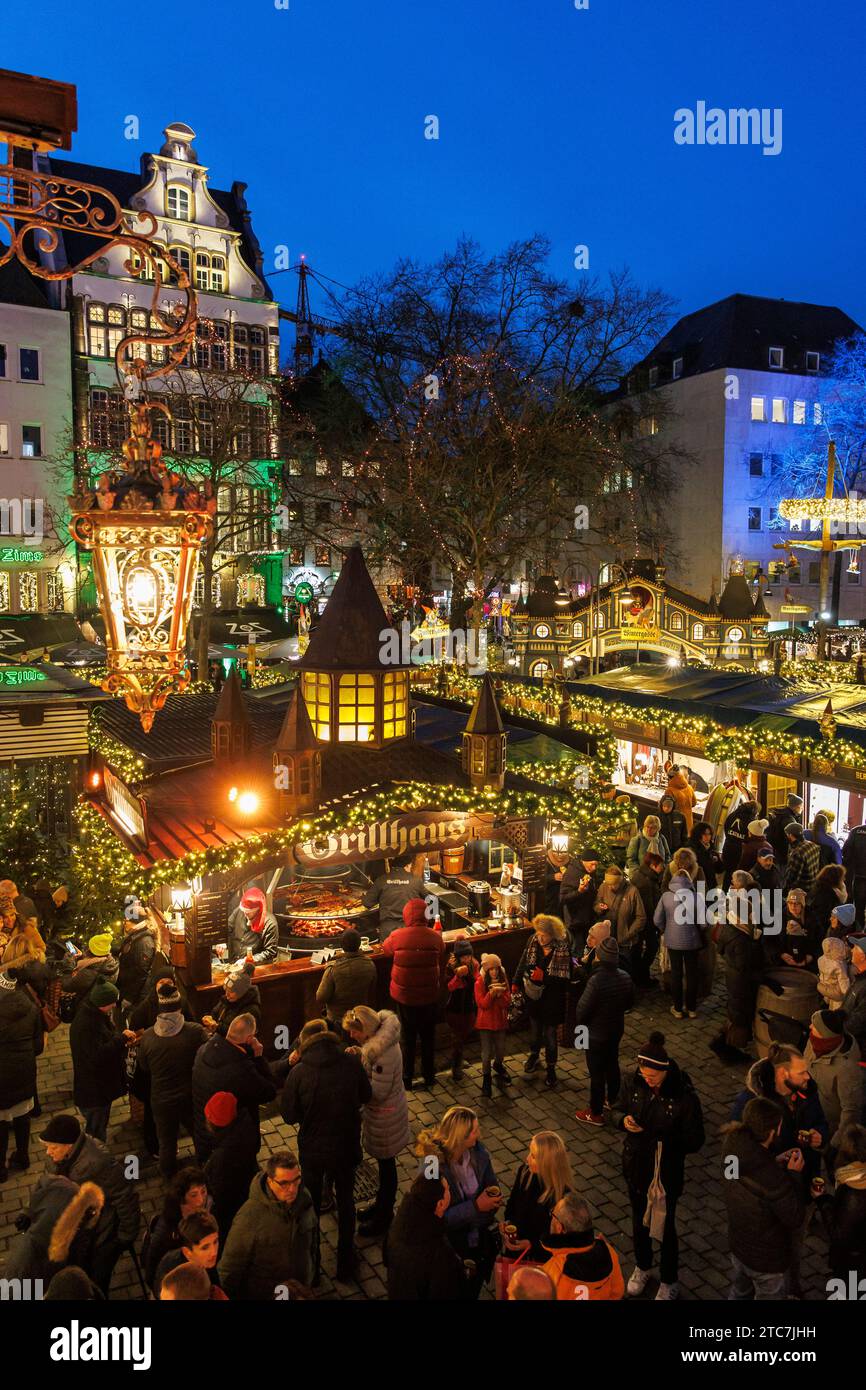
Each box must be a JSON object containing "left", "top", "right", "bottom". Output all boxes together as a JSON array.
[
  {"left": 0, "top": 613, "right": 82, "bottom": 658},
  {"left": 194, "top": 608, "right": 294, "bottom": 648},
  {"left": 567, "top": 665, "right": 866, "bottom": 751},
  {"left": 94, "top": 688, "right": 291, "bottom": 772},
  {"left": 0, "top": 660, "right": 111, "bottom": 702}
]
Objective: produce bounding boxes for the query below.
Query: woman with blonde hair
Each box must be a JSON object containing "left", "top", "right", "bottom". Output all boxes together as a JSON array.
[
  {"left": 503, "top": 1130, "right": 574, "bottom": 1260},
  {"left": 343, "top": 1004, "right": 411, "bottom": 1239},
  {"left": 416, "top": 1105, "right": 501, "bottom": 1297},
  {"left": 654, "top": 847, "right": 704, "bottom": 1019},
  {"left": 626, "top": 815, "right": 671, "bottom": 871},
  {"left": 515, "top": 915, "right": 573, "bottom": 1089}
]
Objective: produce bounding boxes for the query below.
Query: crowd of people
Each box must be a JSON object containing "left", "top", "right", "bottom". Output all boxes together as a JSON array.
[{"left": 1, "top": 784, "right": 866, "bottom": 1303}]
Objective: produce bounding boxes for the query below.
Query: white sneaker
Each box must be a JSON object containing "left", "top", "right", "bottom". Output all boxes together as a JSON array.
[
  {"left": 655, "top": 1281, "right": 679, "bottom": 1301},
  {"left": 627, "top": 1266, "right": 652, "bottom": 1296},
  {"left": 670, "top": 1006, "right": 684, "bottom": 1020}
]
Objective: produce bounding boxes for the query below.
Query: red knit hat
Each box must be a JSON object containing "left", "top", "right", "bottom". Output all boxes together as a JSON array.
[
  {"left": 402, "top": 897, "right": 429, "bottom": 929},
  {"left": 204, "top": 1091, "right": 238, "bottom": 1127}
]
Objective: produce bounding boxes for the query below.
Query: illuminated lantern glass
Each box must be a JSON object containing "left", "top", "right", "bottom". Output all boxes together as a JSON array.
[
  {"left": 72, "top": 509, "right": 211, "bottom": 731},
  {"left": 550, "top": 824, "right": 569, "bottom": 854}
]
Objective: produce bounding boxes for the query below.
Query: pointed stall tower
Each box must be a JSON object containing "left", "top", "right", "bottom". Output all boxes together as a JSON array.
[
  {"left": 298, "top": 543, "right": 411, "bottom": 749},
  {"left": 211, "top": 667, "right": 252, "bottom": 763},
  {"left": 274, "top": 686, "right": 322, "bottom": 817},
  {"left": 461, "top": 673, "right": 507, "bottom": 790}
]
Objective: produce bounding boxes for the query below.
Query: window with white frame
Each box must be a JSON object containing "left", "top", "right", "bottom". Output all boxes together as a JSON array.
[
  {"left": 751, "top": 396, "right": 766, "bottom": 422},
  {"left": 210, "top": 256, "right": 226, "bottom": 293},
  {"left": 670, "top": 611, "right": 683, "bottom": 632},
  {"left": 768, "top": 347, "right": 784, "bottom": 369},
  {"left": 806, "top": 352, "right": 820, "bottom": 373},
  {"left": 792, "top": 400, "right": 806, "bottom": 425},
  {"left": 748, "top": 507, "right": 762, "bottom": 531},
  {"left": 572, "top": 621, "right": 583, "bottom": 638},
  {"left": 167, "top": 185, "right": 192, "bottom": 220},
  {"left": 19, "top": 348, "right": 40, "bottom": 381},
  {"left": 195, "top": 252, "right": 211, "bottom": 291},
  {"left": 693, "top": 622, "right": 704, "bottom": 640},
  {"left": 772, "top": 398, "right": 787, "bottom": 423}
]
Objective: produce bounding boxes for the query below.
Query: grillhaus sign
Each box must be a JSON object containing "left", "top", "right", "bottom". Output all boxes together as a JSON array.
[{"left": 293, "top": 810, "right": 494, "bottom": 867}]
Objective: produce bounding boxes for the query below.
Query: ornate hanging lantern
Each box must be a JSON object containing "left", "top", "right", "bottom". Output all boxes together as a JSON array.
[{"left": 70, "top": 403, "right": 213, "bottom": 731}]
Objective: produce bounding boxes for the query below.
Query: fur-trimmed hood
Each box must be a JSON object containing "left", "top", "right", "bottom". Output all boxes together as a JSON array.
[
  {"left": 360, "top": 1009, "right": 401, "bottom": 1065},
  {"left": 2, "top": 923, "right": 47, "bottom": 970},
  {"left": 48, "top": 1182, "right": 105, "bottom": 1264}
]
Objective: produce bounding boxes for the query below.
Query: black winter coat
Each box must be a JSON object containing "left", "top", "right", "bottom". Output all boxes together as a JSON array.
[
  {"left": 805, "top": 884, "right": 844, "bottom": 947},
  {"left": 722, "top": 805, "right": 756, "bottom": 871},
  {"left": 69, "top": 1000, "right": 126, "bottom": 1109},
  {"left": 137, "top": 1021, "right": 208, "bottom": 1106},
  {"left": 843, "top": 825, "right": 866, "bottom": 882},
  {"left": 573, "top": 962, "right": 634, "bottom": 1045},
  {"left": 116, "top": 926, "right": 156, "bottom": 1005},
  {"left": 203, "top": 1107, "right": 260, "bottom": 1237},
  {"left": 559, "top": 862, "right": 604, "bottom": 933},
  {"left": 730, "top": 1059, "right": 829, "bottom": 1186},
  {"left": 716, "top": 923, "right": 763, "bottom": 1030},
  {"left": 0, "top": 983, "right": 43, "bottom": 1108},
  {"left": 611, "top": 1060, "right": 705, "bottom": 1199},
  {"left": 191, "top": 1033, "right": 276, "bottom": 1162},
  {"left": 503, "top": 1164, "right": 559, "bottom": 1261},
  {"left": 212, "top": 985, "right": 263, "bottom": 1036},
  {"left": 128, "top": 953, "right": 191, "bottom": 1030},
  {"left": 768, "top": 806, "right": 801, "bottom": 863},
  {"left": 48, "top": 1132, "right": 141, "bottom": 1247},
  {"left": 280, "top": 1031, "right": 372, "bottom": 1170},
  {"left": 721, "top": 1126, "right": 803, "bottom": 1273},
  {"left": 659, "top": 807, "right": 687, "bottom": 853},
  {"left": 385, "top": 1191, "right": 467, "bottom": 1300},
  {"left": 629, "top": 866, "right": 663, "bottom": 924}
]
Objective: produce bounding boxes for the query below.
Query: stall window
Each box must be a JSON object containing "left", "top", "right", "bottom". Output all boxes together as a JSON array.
[
  {"left": 46, "top": 571, "right": 65, "bottom": 610},
  {"left": 670, "top": 611, "right": 683, "bottom": 632},
  {"left": 338, "top": 674, "right": 375, "bottom": 742},
  {"left": 302, "top": 671, "right": 331, "bottom": 740},
  {"left": 572, "top": 620, "right": 583, "bottom": 638},
  {"left": 692, "top": 622, "right": 704, "bottom": 640},
  {"left": 0, "top": 573, "right": 10, "bottom": 611},
  {"left": 18, "top": 571, "right": 39, "bottom": 612},
  {"left": 299, "top": 761, "right": 313, "bottom": 795},
  {"left": 383, "top": 670, "right": 408, "bottom": 740}
]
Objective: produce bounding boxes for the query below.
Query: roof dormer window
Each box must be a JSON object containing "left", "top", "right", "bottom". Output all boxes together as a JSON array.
[
  {"left": 768, "top": 346, "right": 784, "bottom": 369},
  {"left": 672, "top": 356, "right": 683, "bottom": 380}
]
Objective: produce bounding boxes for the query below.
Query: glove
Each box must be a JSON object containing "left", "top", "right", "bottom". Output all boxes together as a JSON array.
[{"left": 530, "top": 967, "right": 544, "bottom": 983}]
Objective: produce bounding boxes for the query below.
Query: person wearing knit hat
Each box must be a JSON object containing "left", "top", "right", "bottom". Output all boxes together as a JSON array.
[
  {"left": 593, "top": 866, "right": 646, "bottom": 979},
  {"left": 137, "top": 987, "right": 208, "bottom": 1180},
  {"left": 382, "top": 896, "right": 445, "bottom": 1089},
  {"left": 204, "top": 1091, "right": 238, "bottom": 1128},
  {"left": 737, "top": 820, "right": 772, "bottom": 875},
  {"left": 559, "top": 850, "right": 605, "bottom": 957},
  {"left": 804, "top": 1009, "right": 862, "bottom": 1148},
  {"left": 612, "top": 1030, "right": 704, "bottom": 1301},
  {"left": 69, "top": 976, "right": 126, "bottom": 1143},
  {"left": 116, "top": 901, "right": 156, "bottom": 1015},
  {"left": 476, "top": 952, "right": 511, "bottom": 1094},
  {"left": 88, "top": 934, "right": 113, "bottom": 958},
  {"left": 41, "top": 1113, "right": 82, "bottom": 1145},
  {"left": 227, "top": 887, "right": 279, "bottom": 967},
  {"left": 445, "top": 940, "right": 479, "bottom": 1083},
  {"left": 831, "top": 902, "right": 856, "bottom": 934},
  {"left": 573, "top": 933, "right": 633, "bottom": 1127},
  {"left": 206, "top": 967, "right": 262, "bottom": 1039}
]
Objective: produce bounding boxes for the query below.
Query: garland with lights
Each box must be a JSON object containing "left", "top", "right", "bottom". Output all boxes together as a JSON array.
[
  {"left": 88, "top": 714, "right": 148, "bottom": 788},
  {"left": 69, "top": 799, "right": 149, "bottom": 937}
]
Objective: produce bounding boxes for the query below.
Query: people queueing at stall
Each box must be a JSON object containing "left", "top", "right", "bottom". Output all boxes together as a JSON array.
[{"left": 5, "top": 800, "right": 866, "bottom": 1303}]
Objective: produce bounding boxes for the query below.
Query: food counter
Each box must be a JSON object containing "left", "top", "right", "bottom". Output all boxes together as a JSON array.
[{"left": 190, "top": 920, "right": 532, "bottom": 1053}]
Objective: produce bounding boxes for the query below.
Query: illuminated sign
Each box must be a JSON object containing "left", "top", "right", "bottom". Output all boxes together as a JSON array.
[
  {"left": 0, "top": 667, "right": 46, "bottom": 686},
  {"left": 0, "top": 548, "right": 42, "bottom": 564},
  {"left": 103, "top": 765, "right": 147, "bottom": 844}
]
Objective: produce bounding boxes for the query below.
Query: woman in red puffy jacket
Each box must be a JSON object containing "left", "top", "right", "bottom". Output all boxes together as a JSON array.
[{"left": 474, "top": 953, "right": 511, "bottom": 1097}]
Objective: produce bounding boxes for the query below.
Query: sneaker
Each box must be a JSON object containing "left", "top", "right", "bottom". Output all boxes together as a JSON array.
[
  {"left": 523, "top": 1053, "right": 541, "bottom": 1074},
  {"left": 687, "top": 1011, "right": 698, "bottom": 1020},
  {"left": 574, "top": 1109, "right": 604, "bottom": 1126},
  {"left": 655, "top": 1281, "right": 679, "bottom": 1301},
  {"left": 626, "top": 1266, "right": 653, "bottom": 1297},
  {"left": 670, "top": 1006, "right": 684, "bottom": 1020}
]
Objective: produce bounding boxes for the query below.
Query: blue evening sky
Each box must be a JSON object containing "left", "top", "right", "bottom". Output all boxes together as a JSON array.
[{"left": 5, "top": 0, "right": 865, "bottom": 355}]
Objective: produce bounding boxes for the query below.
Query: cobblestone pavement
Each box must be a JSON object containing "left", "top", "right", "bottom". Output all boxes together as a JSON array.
[{"left": 0, "top": 974, "right": 831, "bottom": 1302}]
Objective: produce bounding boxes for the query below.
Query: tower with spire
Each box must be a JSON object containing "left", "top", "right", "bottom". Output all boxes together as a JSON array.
[
  {"left": 274, "top": 686, "right": 322, "bottom": 816},
  {"left": 211, "top": 667, "right": 252, "bottom": 762},
  {"left": 462, "top": 674, "right": 508, "bottom": 790}
]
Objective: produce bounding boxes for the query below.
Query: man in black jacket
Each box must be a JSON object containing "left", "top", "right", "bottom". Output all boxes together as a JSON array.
[
  {"left": 767, "top": 793, "right": 803, "bottom": 866},
  {"left": 192, "top": 1013, "right": 276, "bottom": 1163},
  {"left": 559, "top": 849, "right": 604, "bottom": 955},
  {"left": 843, "top": 824, "right": 866, "bottom": 928},
  {"left": 116, "top": 903, "right": 156, "bottom": 1015},
  {"left": 39, "top": 1113, "right": 141, "bottom": 1294},
  {"left": 362, "top": 855, "right": 426, "bottom": 943},
  {"left": 202, "top": 1091, "right": 260, "bottom": 1239},
  {"left": 280, "top": 1019, "right": 372, "bottom": 1283},
  {"left": 574, "top": 937, "right": 634, "bottom": 1126},
  {"left": 721, "top": 1096, "right": 804, "bottom": 1299},
  {"left": 69, "top": 979, "right": 127, "bottom": 1142},
  {"left": 385, "top": 1172, "right": 466, "bottom": 1300},
  {"left": 135, "top": 982, "right": 207, "bottom": 1178}
]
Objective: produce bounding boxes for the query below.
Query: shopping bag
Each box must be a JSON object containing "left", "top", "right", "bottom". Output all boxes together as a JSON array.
[
  {"left": 493, "top": 1242, "right": 540, "bottom": 1300},
  {"left": 643, "top": 1142, "right": 667, "bottom": 1242}
]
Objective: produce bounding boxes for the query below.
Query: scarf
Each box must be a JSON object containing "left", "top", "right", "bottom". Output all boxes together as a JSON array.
[
  {"left": 809, "top": 1032, "right": 840, "bottom": 1059},
  {"left": 645, "top": 835, "right": 662, "bottom": 857},
  {"left": 527, "top": 935, "right": 571, "bottom": 980}
]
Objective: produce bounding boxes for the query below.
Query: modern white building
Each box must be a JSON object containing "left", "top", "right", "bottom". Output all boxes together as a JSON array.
[
  {"left": 0, "top": 255, "right": 74, "bottom": 617},
  {"left": 604, "top": 294, "right": 863, "bottom": 627}
]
